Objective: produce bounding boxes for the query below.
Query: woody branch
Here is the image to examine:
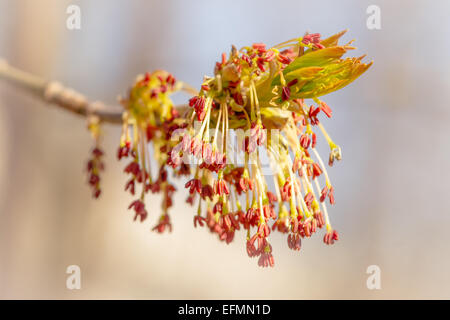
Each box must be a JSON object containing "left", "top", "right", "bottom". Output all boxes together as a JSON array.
[{"left": 0, "top": 58, "right": 190, "bottom": 124}]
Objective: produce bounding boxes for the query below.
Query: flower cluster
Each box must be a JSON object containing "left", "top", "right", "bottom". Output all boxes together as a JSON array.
[
  {"left": 84, "top": 31, "right": 371, "bottom": 268},
  {"left": 86, "top": 115, "right": 104, "bottom": 198},
  {"left": 86, "top": 147, "right": 104, "bottom": 198},
  {"left": 117, "top": 71, "right": 189, "bottom": 232},
  {"left": 167, "top": 30, "right": 371, "bottom": 267}
]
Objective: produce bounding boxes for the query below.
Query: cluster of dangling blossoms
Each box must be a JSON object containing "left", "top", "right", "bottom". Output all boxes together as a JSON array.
[
  {"left": 115, "top": 70, "right": 196, "bottom": 233},
  {"left": 86, "top": 114, "right": 104, "bottom": 199},
  {"left": 87, "top": 31, "right": 372, "bottom": 267}
]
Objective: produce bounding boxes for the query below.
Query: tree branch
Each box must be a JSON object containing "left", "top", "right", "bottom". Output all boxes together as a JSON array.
[{"left": 0, "top": 58, "right": 192, "bottom": 124}]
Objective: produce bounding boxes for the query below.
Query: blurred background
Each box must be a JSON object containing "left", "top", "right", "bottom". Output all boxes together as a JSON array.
[{"left": 0, "top": 0, "right": 449, "bottom": 299}]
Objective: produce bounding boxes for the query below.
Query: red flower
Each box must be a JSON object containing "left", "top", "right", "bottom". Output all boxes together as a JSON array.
[
  {"left": 152, "top": 215, "right": 172, "bottom": 233},
  {"left": 188, "top": 96, "right": 207, "bottom": 121},
  {"left": 193, "top": 215, "right": 206, "bottom": 228},
  {"left": 257, "top": 241, "right": 275, "bottom": 268},
  {"left": 86, "top": 147, "right": 104, "bottom": 199},
  {"left": 185, "top": 178, "right": 202, "bottom": 194},
  {"left": 117, "top": 141, "right": 131, "bottom": 160},
  {"left": 319, "top": 101, "right": 333, "bottom": 118},
  {"left": 302, "top": 33, "right": 325, "bottom": 49},
  {"left": 246, "top": 239, "right": 258, "bottom": 258},
  {"left": 281, "top": 86, "right": 290, "bottom": 101},
  {"left": 124, "top": 162, "right": 140, "bottom": 176},
  {"left": 213, "top": 179, "right": 230, "bottom": 196},
  {"left": 320, "top": 186, "right": 328, "bottom": 202},
  {"left": 328, "top": 186, "right": 335, "bottom": 205},
  {"left": 304, "top": 192, "right": 314, "bottom": 210},
  {"left": 146, "top": 124, "right": 158, "bottom": 141},
  {"left": 287, "top": 234, "right": 302, "bottom": 251},
  {"left": 324, "top": 229, "right": 339, "bottom": 245},
  {"left": 300, "top": 134, "right": 311, "bottom": 149},
  {"left": 314, "top": 212, "right": 325, "bottom": 229},
  {"left": 128, "top": 200, "right": 147, "bottom": 222},
  {"left": 125, "top": 179, "right": 135, "bottom": 195},
  {"left": 312, "top": 163, "right": 323, "bottom": 178}
]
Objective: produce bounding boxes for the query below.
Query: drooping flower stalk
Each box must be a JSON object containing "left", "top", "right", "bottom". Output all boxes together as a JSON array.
[
  {"left": 117, "top": 71, "right": 191, "bottom": 232},
  {"left": 86, "top": 115, "right": 104, "bottom": 199}
]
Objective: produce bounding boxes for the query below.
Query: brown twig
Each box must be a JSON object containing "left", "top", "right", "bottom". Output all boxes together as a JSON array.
[{"left": 0, "top": 58, "right": 191, "bottom": 124}]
